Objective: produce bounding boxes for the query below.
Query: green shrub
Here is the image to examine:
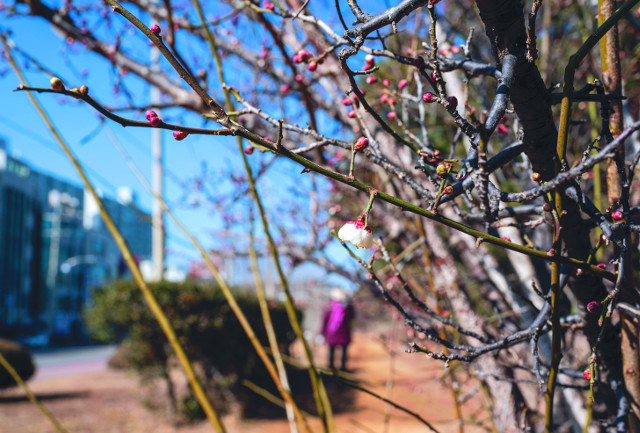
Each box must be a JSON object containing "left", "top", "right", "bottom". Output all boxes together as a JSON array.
[
  {"left": 85, "top": 279, "right": 301, "bottom": 418},
  {"left": 0, "top": 339, "right": 35, "bottom": 389}
]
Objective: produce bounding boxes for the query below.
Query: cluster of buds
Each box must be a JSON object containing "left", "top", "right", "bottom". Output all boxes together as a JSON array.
[
  {"left": 583, "top": 369, "right": 591, "bottom": 381},
  {"left": 145, "top": 110, "right": 161, "bottom": 127},
  {"left": 292, "top": 49, "right": 312, "bottom": 64},
  {"left": 262, "top": 0, "right": 275, "bottom": 11},
  {"left": 354, "top": 136, "right": 369, "bottom": 151},
  {"left": 421, "top": 149, "right": 442, "bottom": 165},
  {"left": 436, "top": 162, "right": 450, "bottom": 179},
  {"left": 338, "top": 216, "right": 373, "bottom": 249}
]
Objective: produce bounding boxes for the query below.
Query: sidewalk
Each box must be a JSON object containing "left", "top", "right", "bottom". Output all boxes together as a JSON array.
[{"left": 0, "top": 331, "right": 488, "bottom": 433}]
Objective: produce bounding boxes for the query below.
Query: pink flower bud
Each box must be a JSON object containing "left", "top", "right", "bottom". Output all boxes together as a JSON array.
[
  {"left": 612, "top": 210, "right": 623, "bottom": 221},
  {"left": 387, "top": 96, "right": 396, "bottom": 105},
  {"left": 451, "top": 46, "right": 461, "bottom": 54},
  {"left": 244, "top": 145, "right": 254, "bottom": 155},
  {"left": 347, "top": 110, "right": 356, "bottom": 118},
  {"left": 583, "top": 369, "right": 591, "bottom": 381},
  {"left": 354, "top": 136, "right": 369, "bottom": 151},
  {"left": 447, "top": 96, "right": 458, "bottom": 109},
  {"left": 307, "top": 61, "right": 317, "bottom": 71},
  {"left": 439, "top": 48, "right": 449, "bottom": 56},
  {"left": 145, "top": 110, "right": 158, "bottom": 121},
  {"left": 383, "top": 79, "right": 390, "bottom": 86},
  {"left": 295, "top": 74, "right": 304, "bottom": 83},
  {"left": 342, "top": 97, "right": 352, "bottom": 106},
  {"left": 280, "top": 83, "right": 290, "bottom": 94},
  {"left": 597, "top": 263, "right": 607, "bottom": 269},
  {"left": 430, "top": 71, "right": 437, "bottom": 82},
  {"left": 587, "top": 301, "right": 601, "bottom": 314},
  {"left": 496, "top": 124, "right": 508, "bottom": 135},
  {"left": 173, "top": 130, "right": 188, "bottom": 141},
  {"left": 150, "top": 24, "right": 161, "bottom": 36},
  {"left": 292, "top": 54, "right": 301, "bottom": 63},
  {"left": 398, "top": 79, "right": 408, "bottom": 90},
  {"left": 387, "top": 112, "right": 396, "bottom": 120},
  {"left": 366, "top": 76, "right": 377, "bottom": 84},
  {"left": 423, "top": 92, "right": 437, "bottom": 103},
  {"left": 262, "top": 0, "right": 274, "bottom": 11},
  {"left": 365, "top": 54, "right": 375, "bottom": 65},
  {"left": 149, "top": 116, "right": 160, "bottom": 127},
  {"left": 380, "top": 94, "right": 388, "bottom": 103}
]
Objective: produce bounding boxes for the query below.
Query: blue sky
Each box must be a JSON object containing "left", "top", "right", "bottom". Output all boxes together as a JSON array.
[
  {"left": 0, "top": 14, "right": 245, "bottom": 270},
  {"left": 0, "top": 6, "right": 373, "bottom": 289}
]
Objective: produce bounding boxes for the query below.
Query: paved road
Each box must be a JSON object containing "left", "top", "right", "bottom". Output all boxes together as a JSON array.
[{"left": 31, "top": 345, "right": 117, "bottom": 381}]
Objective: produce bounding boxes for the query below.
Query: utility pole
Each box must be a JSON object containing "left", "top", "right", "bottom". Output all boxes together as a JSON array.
[{"left": 151, "top": 45, "right": 165, "bottom": 282}]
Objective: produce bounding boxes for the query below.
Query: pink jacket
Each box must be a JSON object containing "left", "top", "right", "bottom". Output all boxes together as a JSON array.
[{"left": 321, "top": 300, "right": 354, "bottom": 346}]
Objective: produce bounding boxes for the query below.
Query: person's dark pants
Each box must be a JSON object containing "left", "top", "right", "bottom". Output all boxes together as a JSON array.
[{"left": 328, "top": 344, "right": 348, "bottom": 370}]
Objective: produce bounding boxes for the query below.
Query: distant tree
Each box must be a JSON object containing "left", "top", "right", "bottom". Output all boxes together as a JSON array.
[{"left": 86, "top": 280, "right": 300, "bottom": 418}]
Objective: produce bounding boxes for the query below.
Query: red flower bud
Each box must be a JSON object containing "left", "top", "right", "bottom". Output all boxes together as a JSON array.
[
  {"left": 173, "top": 130, "right": 188, "bottom": 141},
  {"left": 307, "top": 61, "right": 317, "bottom": 72},
  {"left": 145, "top": 110, "right": 158, "bottom": 121},
  {"left": 583, "top": 369, "right": 591, "bottom": 381},
  {"left": 387, "top": 112, "right": 396, "bottom": 120},
  {"left": 587, "top": 301, "right": 601, "bottom": 314},
  {"left": 262, "top": 0, "right": 274, "bottom": 11},
  {"left": 398, "top": 79, "right": 408, "bottom": 90},
  {"left": 496, "top": 124, "right": 508, "bottom": 135},
  {"left": 354, "top": 136, "right": 369, "bottom": 151},
  {"left": 447, "top": 96, "right": 458, "bottom": 109},
  {"left": 149, "top": 116, "right": 161, "bottom": 127},
  {"left": 342, "top": 97, "right": 353, "bottom": 106},
  {"left": 423, "top": 92, "right": 437, "bottom": 103},
  {"left": 244, "top": 145, "right": 254, "bottom": 155},
  {"left": 347, "top": 110, "right": 356, "bottom": 118},
  {"left": 612, "top": 210, "right": 623, "bottom": 221},
  {"left": 150, "top": 24, "right": 161, "bottom": 36}
]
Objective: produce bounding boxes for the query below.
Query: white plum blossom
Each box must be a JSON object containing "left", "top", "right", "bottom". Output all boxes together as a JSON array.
[{"left": 338, "top": 220, "right": 373, "bottom": 249}]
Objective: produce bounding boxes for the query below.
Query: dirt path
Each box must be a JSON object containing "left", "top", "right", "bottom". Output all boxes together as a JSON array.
[{"left": 0, "top": 331, "right": 489, "bottom": 433}]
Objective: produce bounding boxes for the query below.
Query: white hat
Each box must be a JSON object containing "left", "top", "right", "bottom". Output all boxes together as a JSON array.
[{"left": 331, "top": 288, "right": 346, "bottom": 301}]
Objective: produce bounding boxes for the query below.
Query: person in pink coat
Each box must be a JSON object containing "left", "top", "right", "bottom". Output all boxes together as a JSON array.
[{"left": 321, "top": 288, "right": 355, "bottom": 370}]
